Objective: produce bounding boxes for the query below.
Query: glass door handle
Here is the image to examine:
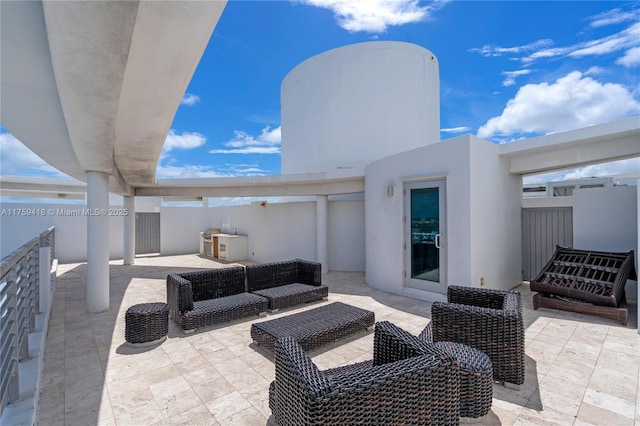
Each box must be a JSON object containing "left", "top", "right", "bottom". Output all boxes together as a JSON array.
[{"left": 435, "top": 234, "right": 441, "bottom": 249}]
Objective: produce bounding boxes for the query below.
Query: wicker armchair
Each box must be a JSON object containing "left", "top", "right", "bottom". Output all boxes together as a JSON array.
[
  {"left": 166, "top": 267, "right": 267, "bottom": 332},
  {"left": 423, "top": 285, "right": 525, "bottom": 386},
  {"left": 269, "top": 321, "right": 460, "bottom": 425}
]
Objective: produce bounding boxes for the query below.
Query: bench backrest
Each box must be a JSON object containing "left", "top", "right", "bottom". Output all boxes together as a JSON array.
[
  {"left": 179, "top": 266, "right": 246, "bottom": 302},
  {"left": 247, "top": 259, "right": 321, "bottom": 292}
]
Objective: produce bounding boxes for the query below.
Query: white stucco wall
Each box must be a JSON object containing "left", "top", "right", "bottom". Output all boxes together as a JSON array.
[
  {"left": 573, "top": 185, "right": 638, "bottom": 300},
  {"left": 469, "top": 137, "right": 522, "bottom": 291},
  {"left": 365, "top": 134, "right": 522, "bottom": 301},
  {"left": 159, "top": 199, "right": 365, "bottom": 269},
  {"left": 281, "top": 41, "right": 440, "bottom": 174},
  {"left": 0, "top": 203, "right": 124, "bottom": 262},
  {"left": 329, "top": 199, "right": 365, "bottom": 271},
  {"left": 2, "top": 199, "right": 365, "bottom": 271}
]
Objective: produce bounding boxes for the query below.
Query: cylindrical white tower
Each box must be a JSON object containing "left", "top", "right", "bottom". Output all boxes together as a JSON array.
[{"left": 281, "top": 41, "right": 440, "bottom": 174}]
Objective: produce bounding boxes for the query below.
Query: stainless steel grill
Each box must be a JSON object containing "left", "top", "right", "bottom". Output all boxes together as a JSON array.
[{"left": 201, "top": 228, "right": 220, "bottom": 258}]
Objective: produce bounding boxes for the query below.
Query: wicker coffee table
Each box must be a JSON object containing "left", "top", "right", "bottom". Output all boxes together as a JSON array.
[{"left": 251, "top": 302, "right": 375, "bottom": 353}]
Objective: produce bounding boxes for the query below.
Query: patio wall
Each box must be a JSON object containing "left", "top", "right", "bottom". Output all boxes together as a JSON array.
[
  {"left": 0, "top": 202, "right": 124, "bottom": 262},
  {"left": 1, "top": 199, "right": 366, "bottom": 271},
  {"left": 573, "top": 185, "right": 638, "bottom": 301},
  {"left": 160, "top": 199, "right": 365, "bottom": 270}
]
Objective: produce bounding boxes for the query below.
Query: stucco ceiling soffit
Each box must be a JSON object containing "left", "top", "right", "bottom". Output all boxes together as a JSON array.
[
  {"left": 113, "top": 1, "right": 227, "bottom": 187},
  {"left": 0, "top": 1, "right": 85, "bottom": 181},
  {"left": 42, "top": 1, "right": 140, "bottom": 174},
  {"left": 108, "top": 164, "right": 134, "bottom": 196}
]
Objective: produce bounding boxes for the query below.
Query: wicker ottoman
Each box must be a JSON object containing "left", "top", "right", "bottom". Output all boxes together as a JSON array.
[
  {"left": 434, "top": 341, "right": 493, "bottom": 422},
  {"left": 125, "top": 302, "right": 169, "bottom": 347}
]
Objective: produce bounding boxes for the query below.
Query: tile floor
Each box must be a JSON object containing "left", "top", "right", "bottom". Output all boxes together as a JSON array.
[{"left": 36, "top": 254, "right": 640, "bottom": 425}]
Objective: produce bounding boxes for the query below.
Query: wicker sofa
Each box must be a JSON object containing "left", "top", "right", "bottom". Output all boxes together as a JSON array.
[
  {"left": 246, "top": 259, "right": 328, "bottom": 311},
  {"left": 269, "top": 321, "right": 461, "bottom": 425},
  {"left": 167, "top": 266, "right": 268, "bottom": 333},
  {"left": 423, "top": 285, "right": 525, "bottom": 387}
]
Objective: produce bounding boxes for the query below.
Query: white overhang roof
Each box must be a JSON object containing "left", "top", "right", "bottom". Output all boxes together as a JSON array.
[
  {"left": 0, "top": 0, "right": 227, "bottom": 194},
  {"left": 499, "top": 116, "right": 640, "bottom": 175}
]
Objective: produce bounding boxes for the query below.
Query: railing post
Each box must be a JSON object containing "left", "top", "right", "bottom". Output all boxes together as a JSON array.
[
  {"left": 28, "top": 245, "right": 39, "bottom": 333},
  {"left": 2, "top": 268, "right": 20, "bottom": 410},
  {"left": 39, "top": 247, "right": 51, "bottom": 314},
  {"left": 17, "top": 255, "right": 30, "bottom": 361}
]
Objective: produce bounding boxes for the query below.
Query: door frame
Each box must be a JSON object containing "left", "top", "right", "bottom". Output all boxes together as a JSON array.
[{"left": 403, "top": 178, "right": 447, "bottom": 294}]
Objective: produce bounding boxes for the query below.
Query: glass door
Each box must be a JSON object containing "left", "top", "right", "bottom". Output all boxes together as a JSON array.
[{"left": 404, "top": 179, "right": 446, "bottom": 293}]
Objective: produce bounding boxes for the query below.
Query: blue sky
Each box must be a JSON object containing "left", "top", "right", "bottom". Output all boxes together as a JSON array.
[{"left": 1, "top": 0, "right": 639, "bottom": 184}]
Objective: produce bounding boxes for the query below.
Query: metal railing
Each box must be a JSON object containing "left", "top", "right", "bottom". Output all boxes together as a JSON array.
[{"left": 0, "top": 226, "right": 55, "bottom": 416}]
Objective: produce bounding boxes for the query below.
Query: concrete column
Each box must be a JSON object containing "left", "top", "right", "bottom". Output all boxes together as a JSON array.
[
  {"left": 203, "top": 197, "right": 209, "bottom": 207},
  {"left": 123, "top": 196, "right": 135, "bottom": 265},
  {"left": 316, "top": 195, "right": 328, "bottom": 273},
  {"left": 86, "top": 171, "right": 110, "bottom": 313}
]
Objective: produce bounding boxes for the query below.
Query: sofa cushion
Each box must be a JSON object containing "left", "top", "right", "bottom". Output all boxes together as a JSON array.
[
  {"left": 187, "top": 293, "right": 267, "bottom": 316},
  {"left": 179, "top": 293, "right": 268, "bottom": 330},
  {"left": 252, "top": 283, "right": 320, "bottom": 299},
  {"left": 252, "top": 283, "right": 329, "bottom": 310}
]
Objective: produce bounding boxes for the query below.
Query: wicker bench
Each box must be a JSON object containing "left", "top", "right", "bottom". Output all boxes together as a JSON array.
[
  {"left": 167, "top": 266, "right": 268, "bottom": 333},
  {"left": 251, "top": 302, "right": 375, "bottom": 353},
  {"left": 246, "top": 259, "right": 328, "bottom": 311}
]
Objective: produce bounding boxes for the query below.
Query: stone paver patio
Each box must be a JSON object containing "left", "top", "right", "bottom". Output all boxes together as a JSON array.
[{"left": 37, "top": 254, "right": 640, "bottom": 425}]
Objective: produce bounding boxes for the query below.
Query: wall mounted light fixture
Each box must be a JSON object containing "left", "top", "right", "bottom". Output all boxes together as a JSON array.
[{"left": 387, "top": 184, "right": 396, "bottom": 198}]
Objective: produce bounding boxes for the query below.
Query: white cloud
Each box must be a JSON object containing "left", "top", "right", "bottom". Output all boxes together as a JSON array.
[
  {"left": 521, "top": 21, "right": 640, "bottom": 64},
  {"left": 180, "top": 93, "right": 200, "bottom": 106},
  {"left": 441, "top": 126, "right": 471, "bottom": 133},
  {"left": 0, "top": 132, "right": 66, "bottom": 177},
  {"left": 501, "top": 69, "right": 532, "bottom": 87},
  {"left": 298, "top": 0, "right": 443, "bottom": 33},
  {"left": 210, "top": 126, "right": 281, "bottom": 155},
  {"left": 563, "top": 158, "right": 640, "bottom": 180},
  {"left": 162, "top": 130, "right": 206, "bottom": 155},
  {"left": 584, "top": 66, "right": 605, "bottom": 76},
  {"left": 156, "top": 164, "right": 227, "bottom": 179},
  {"left": 524, "top": 158, "right": 640, "bottom": 184},
  {"left": 617, "top": 46, "right": 640, "bottom": 67},
  {"left": 588, "top": 8, "right": 640, "bottom": 28},
  {"left": 469, "top": 39, "right": 553, "bottom": 58},
  {"left": 477, "top": 71, "right": 640, "bottom": 139},
  {"left": 470, "top": 12, "right": 640, "bottom": 65}
]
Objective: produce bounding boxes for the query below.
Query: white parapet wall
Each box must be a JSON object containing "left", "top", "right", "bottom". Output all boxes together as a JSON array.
[{"left": 1, "top": 198, "right": 366, "bottom": 271}]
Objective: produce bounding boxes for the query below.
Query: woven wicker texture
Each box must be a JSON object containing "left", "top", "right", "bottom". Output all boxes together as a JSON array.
[
  {"left": 251, "top": 302, "right": 374, "bottom": 353},
  {"left": 269, "top": 321, "right": 461, "bottom": 425},
  {"left": 166, "top": 267, "right": 267, "bottom": 331},
  {"left": 246, "top": 259, "right": 327, "bottom": 310},
  {"left": 433, "top": 341, "right": 493, "bottom": 419},
  {"left": 530, "top": 246, "right": 636, "bottom": 307},
  {"left": 530, "top": 246, "right": 636, "bottom": 325},
  {"left": 252, "top": 284, "right": 328, "bottom": 311},
  {"left": 429, "top": 285, "right": 525, "bottom": 386},
  {"left": 125, "top": 302, "right": 169, "bottom": 344}
]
